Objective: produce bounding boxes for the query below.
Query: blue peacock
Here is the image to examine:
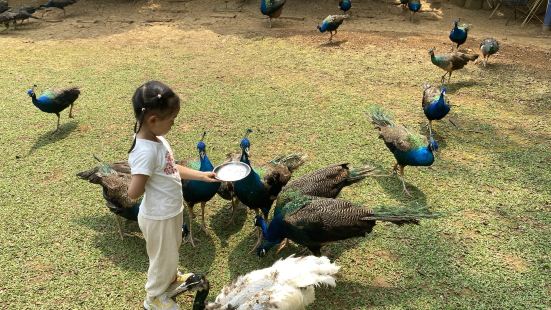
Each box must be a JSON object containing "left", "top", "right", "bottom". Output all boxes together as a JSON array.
[
  {"left": 260, "top": 0, "right": 286, "bottom": 28},
  {"left": 77, "top": 157, "right": 140, "bottom": 239},
  {"left": 180, "top": 131, "right": 221, "bottom": 247},
  {"left": 317, "top": 15, "right": 348, "bottom": 42},
  {"left": 480, "top": 38, "right": 500, "bottom": 67},
  {"left": 256, "top": 191, "right": 438, "bottom": 256},
  {"left": 422, "top": 83, "right": 450, "bottom": 135},
  {"left": 338, "top": 0, "right": 352, "bottom": 14},
  {"left": 27, "top": 85, "right": 80, "bottom": 131},
  {"left": 369, "top": 106, "right": 438, "bottom": 196},
  {"left": 233, "top": 129, "right": 306, "bottom": 250},
  {"left": 408, "top": 0, "right": 421, "bottom": 21},
  {"left": 449, "top": 19, "right": 470, "bottom": 50}
]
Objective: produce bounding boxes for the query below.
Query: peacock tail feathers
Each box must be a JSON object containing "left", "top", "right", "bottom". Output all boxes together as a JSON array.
[
  {"left": 269, "top": 153, "right": 307, "bottom": 173},
  {"left": 366, "top": 203, "right": 441, "bottom": 224},
  {"left": 77, "top": 164, "right": 137, "bottom": 210},
  {"left": 369, "top": 105, "right": 395, "bottom": 128},
  {"left": 480, "top": 38, "right": 500, "bottom": 56},
  {"left": 458, "top": 23, "right": 470, "bottom": 32}
]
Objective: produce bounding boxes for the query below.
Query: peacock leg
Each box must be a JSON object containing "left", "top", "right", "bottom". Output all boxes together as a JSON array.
[
  {"left": 68, "top": 103, "right": 74, "bottom": 118},
  {"left": 183, "top": 205, "right": 199, "bottom": 247},
  {"left": 114, "top": 215, "right": 124, "bottom": 240},
  {"left": 447, "top": 71, "right": 452, "bottom": 84},
  {"left": 225, "top": 196, "right": 237, "bottom": 226},
  {"left": 268, "top": 17, "right": 272, "bottom": 28},
  {"left": 398, "top": 165, "right": 411, "bottom": 196},
  {"left": 428, "top": 120, "right": 433, "bottom": 136},
  {"left": 55, "top": 113, "right": 61, "bottom": 131},
  {"left": 200, "top": 202, "right": 208, "bottom": 234},
  {"left": 275, "top": 238, "right": 288, "bottom": 255},
  {"left": 441, "top": 73, "right": 447, "bottom": 84},
  {"left": 248, "top": 209, "right": 263, "bottom": 254}
]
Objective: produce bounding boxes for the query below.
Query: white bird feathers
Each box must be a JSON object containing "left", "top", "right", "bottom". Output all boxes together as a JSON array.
[{"left": 207, "top": 255, "right": 340, "bottom": 310}]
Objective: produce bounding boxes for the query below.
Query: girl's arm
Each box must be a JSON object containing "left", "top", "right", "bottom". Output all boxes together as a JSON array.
[
  {"left": 128, "top": 174, "right": 149, "bottom": 200},
  {"left": 176, "top": 165, "right": 219, "bottom": 182}
]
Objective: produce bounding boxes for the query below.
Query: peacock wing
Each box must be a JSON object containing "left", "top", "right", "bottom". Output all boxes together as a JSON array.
[
  {"left": 284, "top": 198, "right": 377, "bottom": 242},
  {"left": 49, "top": 87, "right": 80, "bottom": 104},
  {"left": 284, "top": 163, "right": 350, "bottom": 197},
  {"left": 422, "top": 84, "right": 441, "bottom": 109},
  {"left": 378, "top": 125, "right": 413, "bottom": 151}
]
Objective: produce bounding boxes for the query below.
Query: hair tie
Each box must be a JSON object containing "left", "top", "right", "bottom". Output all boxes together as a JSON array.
[
  {"left": 157, "top": 94, "right": 162, "bottom": 99},
  {"left": 141, "top": 107, "right": 146, "bottom": 112}
]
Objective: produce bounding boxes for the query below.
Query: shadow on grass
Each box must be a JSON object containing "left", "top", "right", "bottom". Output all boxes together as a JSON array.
[
  {"left": 28, "top": 121, "right": 78, "bottom": 155},
  {"left": 318, "top": 39, "right": 348, "bottom": 48},
  {"left": 373, "top": 173, "right": 428, "bottom": 206},
  {"left": 444, "top": 80, "right": 480, "bottom": 94},
  {"left": 209, "top": 202, "right": 248, "bottom": 247},
  {"left": 179, "top": 219, "right": 217, "bottom": 273},
  {"left": 311, "top": 280, "right": 406, "bottom": 308},
  {"left": 75, "top": 213, "right": 147, "bottom": 272}
]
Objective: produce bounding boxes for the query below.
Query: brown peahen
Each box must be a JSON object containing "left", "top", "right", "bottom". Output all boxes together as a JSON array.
[
  {"left": 76, "top": 157, "right": 139, "bottom": 239},
  {"left": 429, "top": 47, "right": 478, "bottom": 84},
  {"left": 256, "top": 191, "right": 438, "bottom": 256}
]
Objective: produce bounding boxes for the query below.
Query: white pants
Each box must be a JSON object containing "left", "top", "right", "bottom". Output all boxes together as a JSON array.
[{"left": 138, "top": 211, "right": 183, "bottom": 299}]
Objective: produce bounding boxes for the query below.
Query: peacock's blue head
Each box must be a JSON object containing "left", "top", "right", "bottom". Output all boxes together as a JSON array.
[
  {"left": 253, "top": 215, "right": 264, "bottom": 227},
  {"left": 240, "top": 129, "right": 253, "bottom": 155},
  {"left": 26, "top": 85, "right": 37, "bottom": 97},
  {"left": 197, "top": 141, "right": 206, "bottom": 151},
  {"left": 197, "top": 131, "right": 207, "bottom": 155},
  {"left": 453, "top": 19, "right": 460, "bottom": 28},
  {"left": 256, "top": 240, "right": 280, "bottom": 257},
  {"left": 429, "top": 136, "right": 439, "bottom": 152},
  {"left": 438, "top": 87, "right": 447, "bottom": 101}
]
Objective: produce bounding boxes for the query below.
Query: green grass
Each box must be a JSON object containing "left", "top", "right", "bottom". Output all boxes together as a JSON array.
[{"left": 0, "top": 26, "right": 550, "bottom": 309}]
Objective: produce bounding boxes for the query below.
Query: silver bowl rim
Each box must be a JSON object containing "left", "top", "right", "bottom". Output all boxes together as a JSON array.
[{"left": 213, "top": 161, "right": 252, "bottom": 182}]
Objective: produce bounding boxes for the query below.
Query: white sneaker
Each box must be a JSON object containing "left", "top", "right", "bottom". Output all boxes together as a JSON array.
[{"left": 143, "top": 293, "right": 180, "bottom": 310}]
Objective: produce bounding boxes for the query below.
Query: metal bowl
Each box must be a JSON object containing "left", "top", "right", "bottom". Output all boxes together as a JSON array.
[{"left": 213, "top": 161, "right": 251, "bottom": 182}]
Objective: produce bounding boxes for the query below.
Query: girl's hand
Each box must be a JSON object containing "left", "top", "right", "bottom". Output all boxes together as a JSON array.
[{"left": 202, "top": 171, "right": 220, "bottom": 183}]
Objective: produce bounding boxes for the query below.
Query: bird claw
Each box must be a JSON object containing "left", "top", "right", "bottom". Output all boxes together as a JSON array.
[{"left": 183, "top": 236, "right": 200, "bottom": 247}]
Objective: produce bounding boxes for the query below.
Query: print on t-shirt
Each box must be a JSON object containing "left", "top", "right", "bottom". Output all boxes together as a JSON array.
[{"left": 164, "top": 151, "right": 177, "bottom": 175}]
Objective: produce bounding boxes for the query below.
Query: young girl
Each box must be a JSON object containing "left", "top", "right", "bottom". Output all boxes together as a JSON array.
[{"left": 127, "top": 81, "right": 218, "bottom": 310}]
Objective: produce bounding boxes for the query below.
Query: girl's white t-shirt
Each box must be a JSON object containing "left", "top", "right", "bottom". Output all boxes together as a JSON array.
[{"left": 128, "top": 136, "right": 183, "bottom": 220}]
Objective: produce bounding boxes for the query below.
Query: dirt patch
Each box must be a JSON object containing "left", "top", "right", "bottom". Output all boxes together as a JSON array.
[
  {"left": 501, "top": 254, "right": 529, "bottom": 272},
  {"left": 372, "top": 275, "right": 393, "bottom": 287},
  {"left": 373, "top": 249, "right": 400, "bottom": 261}
]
